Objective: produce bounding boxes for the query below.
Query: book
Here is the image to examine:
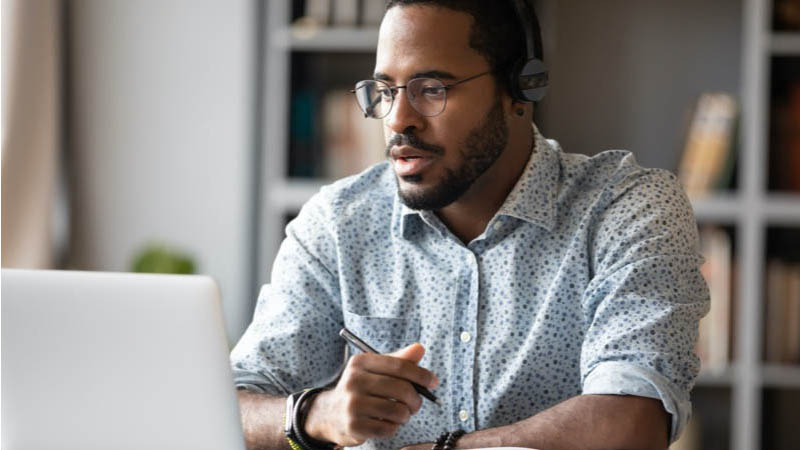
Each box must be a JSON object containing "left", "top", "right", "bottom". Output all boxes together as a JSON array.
[
  {"left": 696, "top": 227, "right": 732, "bottom": 372},
  {"left": 361, "top": 0, "right": 386, "bottom": 26},
  {"left": 321, "top": 89, "right": 386, "bottom": 179},
  {"left": 771, "top": 83, "right": 800, "bottom": 192},
  {"left": 677, "top": 93, "right": 738, "bottom": 198},
  {"left": 765, "top": 260, "right": 786, "bottom": 363},
  {"left": 783, "top": 265, "right": 800, "bottom": 364},
  {"left": 289, "top": 90, "right": 320, "bottom": 178},
  {"left": 305, "top": 0, "right": 332, "bottom": 26},
  {"left": 763, "top": 259, "right": 800, "bottom": 364},
  {"left": 332, "top": 0, "right": 359, "bottom": 27},
  {"left": 295, "top": 0, "right": 384, "bottom": 28},
  {"left": 774, "top": 0, "right": 800, "bottom": 31}
]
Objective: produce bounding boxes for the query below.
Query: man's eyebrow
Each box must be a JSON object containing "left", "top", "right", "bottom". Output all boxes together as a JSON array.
[{"left": 373, "top": 70, "right": 458, "bottom": 82}]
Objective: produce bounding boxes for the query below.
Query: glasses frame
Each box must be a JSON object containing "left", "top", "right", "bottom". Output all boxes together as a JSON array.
[{"left": 350, "top": 70, "right": 492, "bottom": 119}]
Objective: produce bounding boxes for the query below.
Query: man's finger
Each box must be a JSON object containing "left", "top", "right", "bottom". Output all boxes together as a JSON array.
[
  {"left": 356, "top": 373, "right": 424, "bottom": 414},
  {"left": 349, "top": 352, "right": 440, "bottom": 389},
  {"left": 354, "top": 395, "right": 413, "bottom": 426},
  {"left": 388, "top": 342, "right": 425, "bottom": 363}
]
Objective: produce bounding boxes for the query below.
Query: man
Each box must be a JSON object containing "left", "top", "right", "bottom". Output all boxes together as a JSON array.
[{"left": 231, "top": 1, "right": 709, "bottom": 449}]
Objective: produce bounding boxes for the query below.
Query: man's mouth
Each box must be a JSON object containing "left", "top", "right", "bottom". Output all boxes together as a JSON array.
[{"left": 392, "top": 150, "right": 436, "bottom": 177}]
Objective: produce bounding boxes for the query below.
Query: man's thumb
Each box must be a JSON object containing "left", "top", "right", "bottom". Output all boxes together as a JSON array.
[{"left": 388, "top": 342, "right": 425, "bottom": 364}]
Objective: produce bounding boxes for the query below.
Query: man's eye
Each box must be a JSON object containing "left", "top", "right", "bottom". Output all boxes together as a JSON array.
[
  {"left": 421, "top": 86, "right": 445, "bottom": 97},
  {"left": 376, "top": 88, "right": 393, "bottom": 99}
]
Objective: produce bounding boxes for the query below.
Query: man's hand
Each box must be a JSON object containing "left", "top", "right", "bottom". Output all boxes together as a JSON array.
[{"left": 304, "top": 343, "right": 440, "bottom": 447}]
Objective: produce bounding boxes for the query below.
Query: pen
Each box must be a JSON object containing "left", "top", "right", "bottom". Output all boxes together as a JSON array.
[{"left": 339, "top": 327, "right": 443, "bottom": 408}]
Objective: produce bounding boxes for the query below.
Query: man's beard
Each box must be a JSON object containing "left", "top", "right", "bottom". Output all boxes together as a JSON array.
[{"left": 391, "top": 99, "right": 509, "bottom": 211}]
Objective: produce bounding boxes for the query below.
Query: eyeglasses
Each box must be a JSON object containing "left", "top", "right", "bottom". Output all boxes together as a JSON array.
[{"left": 350, "top": 71, "right": 491, "bottom": 119}]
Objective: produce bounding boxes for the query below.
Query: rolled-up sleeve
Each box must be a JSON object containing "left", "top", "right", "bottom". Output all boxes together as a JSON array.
[
  {"left": 580, "top": 165, "right": 710, "bottom": 443},
  {"left": 230, "top": 189, "right": 346, "bottom": 395}
]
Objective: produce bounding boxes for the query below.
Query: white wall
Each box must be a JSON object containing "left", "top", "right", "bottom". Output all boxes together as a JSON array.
[{"left": 67, "top": 0, "right": 257, "bottom": 344}]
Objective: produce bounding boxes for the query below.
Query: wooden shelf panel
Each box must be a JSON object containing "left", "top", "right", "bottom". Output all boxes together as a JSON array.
[
  {"left": 269, "top": 189, "right": 800, "bottom": 222},
  {"left": 771, "top": 33, "right": 800, "bottom": 55},
  {"left": 763, "top": 194, "right": 800, "bottom": 224},
  {"left": 762, "top": 365, "right": 800, "bottom": 388},
  {"left": 691, "top": 193, "right": 742, "bottom": 223},
  {"left": 696, "top": 366, "right": 736, "bottom": 387},
  {"left": 690, "top": 193, "right": 800, "bottom": 224}
]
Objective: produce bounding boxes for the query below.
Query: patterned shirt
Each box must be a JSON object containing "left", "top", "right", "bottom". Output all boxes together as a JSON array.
[{"left": 230, "top": 127, "right": 710, "bottom": 449}]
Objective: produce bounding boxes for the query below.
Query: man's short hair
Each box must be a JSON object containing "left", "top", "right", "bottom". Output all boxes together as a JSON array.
[{"left": 384, "top": 0, "right": 542, "bottom": 96}]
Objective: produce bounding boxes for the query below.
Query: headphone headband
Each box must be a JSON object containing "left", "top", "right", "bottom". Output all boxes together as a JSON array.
[
  {"left": 508, "top": 0, "right": 548, "bottom": 103},
  {"left": 512, "top": 0, "right": 537, "bottom": 61}
]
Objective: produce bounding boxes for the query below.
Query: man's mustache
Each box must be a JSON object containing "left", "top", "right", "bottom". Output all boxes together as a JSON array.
[{"left": 385, "top": 133, "right": 445, "bottom": 157}]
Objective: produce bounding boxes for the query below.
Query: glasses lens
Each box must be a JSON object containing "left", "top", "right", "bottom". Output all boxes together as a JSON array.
[
  {"left": 407, "top": 78, "right": 447, "bottom": 117},
  {"left": 354, "top": 80, "right": 393, "bottom": 119}
]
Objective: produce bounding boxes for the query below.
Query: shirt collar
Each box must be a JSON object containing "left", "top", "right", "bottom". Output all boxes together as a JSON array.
[
  {"left": 496, "top": 124, "right": 560, "bottom": 232},
  {"left": 392, "top": 124, "right": 560, "bottom": 239}
]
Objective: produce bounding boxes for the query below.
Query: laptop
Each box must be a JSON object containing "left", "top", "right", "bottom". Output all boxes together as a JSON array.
[{"left": 1, "top": 269, "right": 246, "bottom": 450}]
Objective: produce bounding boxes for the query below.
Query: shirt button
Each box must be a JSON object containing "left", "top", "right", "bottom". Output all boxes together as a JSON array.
[
  {"left": 459, "top": 410, "right": 469, "bottom": 422},
  {"left": 460, "top": 331, "right": 471, "bottom": 343},
  {"left": 493, "top": 221, "right": 502, "bottom": 231}
]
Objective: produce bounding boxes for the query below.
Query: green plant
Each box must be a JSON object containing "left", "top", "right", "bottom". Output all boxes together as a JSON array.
[{"left": 131, "top": 244, "right": 196, "bottom": 274}]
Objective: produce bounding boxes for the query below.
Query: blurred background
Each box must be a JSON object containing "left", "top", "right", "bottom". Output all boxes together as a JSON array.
[{"left": 1, "top": 0, "right": 799, "bottom": 449}]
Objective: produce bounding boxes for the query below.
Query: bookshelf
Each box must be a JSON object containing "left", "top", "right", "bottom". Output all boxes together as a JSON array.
[
  {"left": 696, "top": 1, "right": 800, "bottom": 449},
  {"left": 258, "top": 1, "right": 382, "bottom": 278},
  {"left": 257, "top": 1, "right": 800, "bottom": 449}
]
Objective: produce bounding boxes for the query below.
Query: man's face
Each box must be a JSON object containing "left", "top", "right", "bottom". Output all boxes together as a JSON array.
[{"left": 376, "top": 5, "right": 510, "bottom": 210}]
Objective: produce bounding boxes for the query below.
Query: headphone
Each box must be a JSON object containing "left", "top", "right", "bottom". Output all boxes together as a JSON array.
[{"left": 508, "top": 0, "right": 549, "bottom": 103}]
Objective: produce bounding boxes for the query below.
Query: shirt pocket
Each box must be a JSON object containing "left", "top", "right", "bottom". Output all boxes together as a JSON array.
[{"left": 343, "top": 310, "right": 421, "bottom": 354}]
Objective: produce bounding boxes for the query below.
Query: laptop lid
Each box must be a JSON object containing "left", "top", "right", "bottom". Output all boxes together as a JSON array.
[{"left": 1, "top": 269, "right": 246, "bottom": 450}]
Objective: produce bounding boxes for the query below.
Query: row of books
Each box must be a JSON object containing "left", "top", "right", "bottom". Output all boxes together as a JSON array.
[
  {"left": 292, "top": 0, "right": 384, "bottom": 28},
  {"left": 289, "top": 88, "right": 385, "bottom": 179},
  {"left": 696, "top": 227, "right": 800, "bottom": 369},
  {"left": 773, "top": 0, "right": 800, "bottom": 31},
  {"left": 764, "top": 259, "right": 800, "bottom": 364},
  {"left": 288, "top": 85, "right": 797, "bottom": 195},
  {"left": 677, "top": 86, "right": 800, "bottom": 196},
  {"left": 769, "top": 80, "right": 800, "bottom": 192},
  {"left": 696, "top": 226, "right": 734, "bottom": 372},
  {"left": 674, "top": 388, "right": 800, "bottom": 450}
]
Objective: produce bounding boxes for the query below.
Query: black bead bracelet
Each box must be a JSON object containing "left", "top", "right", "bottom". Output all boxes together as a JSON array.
[{"left": 431, "top": 430, "right": 465, "bottom": 450}]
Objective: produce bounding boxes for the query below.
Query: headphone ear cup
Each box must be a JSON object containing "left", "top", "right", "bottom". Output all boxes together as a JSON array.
[
  {"left": 507, "top": 59, "right": 526, "bottom": 102},
  {"left": 516, "top": 58, "right": 549, "bottom": 102}
]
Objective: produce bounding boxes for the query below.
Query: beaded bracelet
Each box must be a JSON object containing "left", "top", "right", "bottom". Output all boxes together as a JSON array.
[
  {"left": 431, "top": 431, "right": 449, "bottom": 450},
  {"left": 431, "top": 430, "right": 465, "bottom": 450},
  {"left": 444, "top": 430, "right": 465, "bottom": 450}
]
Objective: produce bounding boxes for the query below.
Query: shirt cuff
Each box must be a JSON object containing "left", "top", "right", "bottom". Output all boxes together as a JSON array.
[
  {"left": 582, "top": 361, "right": 691, "bottom": 443},
  {"left": 231, "top": 367, "right": 291, "bottom": 396}
]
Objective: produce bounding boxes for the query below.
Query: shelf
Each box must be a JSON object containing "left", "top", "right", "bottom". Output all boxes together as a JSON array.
[
  {"left": 272, "top": 27, "right": 379, "bottom": 52},
  {"left": 691, "top": 193, "right": 800, "bottom": 224},
  {"left": 771, "top": 32, "right": 800, "bottom": 55},
  {"left": 761, "top": 365, "right": 800, "bottom": 388},
  {"left": 691, "top": 193, "right": 742, "bottom": 223},
  {"left": 267, "top": 189, "right": 800, "bottom": 222},
  {"left": 696, "top": 366, "right": 736, "bottom": 387},
  {"left": 268, "top": 179, "right": 327, "bottom": 211},
  {"left": 763, "top": 194, "right": 800, "bottom": 224},
  {"left": 697, "top": 365, "right": 800, "bottom": 389}
]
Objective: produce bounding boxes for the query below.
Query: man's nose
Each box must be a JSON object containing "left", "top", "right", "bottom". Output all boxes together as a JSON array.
[{"left": 385, "top": 89, "right": 426, "bottom": 134}]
